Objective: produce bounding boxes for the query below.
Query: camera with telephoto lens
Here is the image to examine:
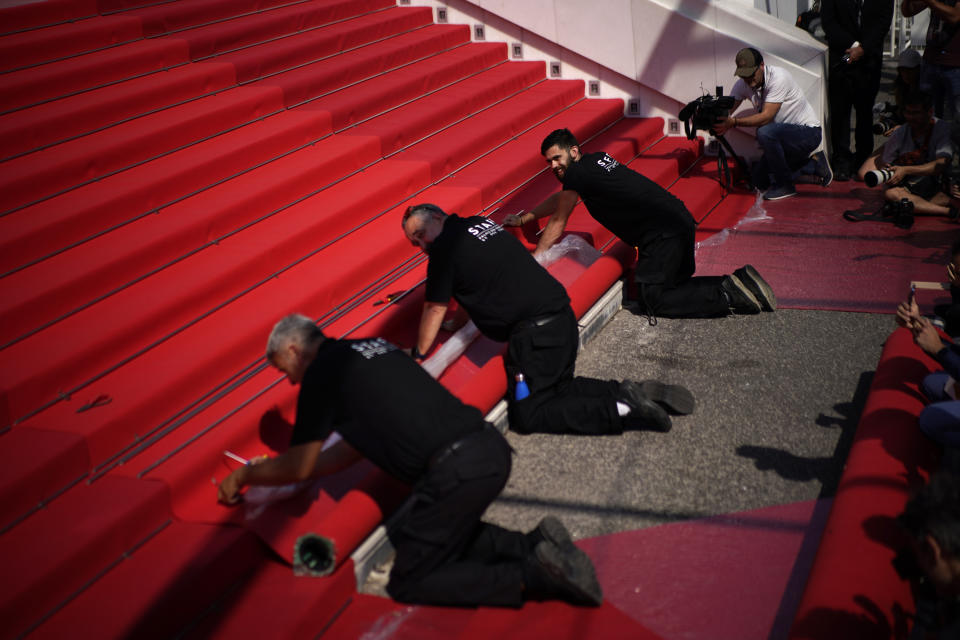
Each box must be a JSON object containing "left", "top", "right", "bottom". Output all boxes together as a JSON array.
[
  {"left": 864, "top": 167, "right": 897, "bottom": 187},
  {"left": 678, "top": 88, "right": 737, "bottom": 140},
  {"left": 873, "top": 114, "right": 899, "bottom": 136}
]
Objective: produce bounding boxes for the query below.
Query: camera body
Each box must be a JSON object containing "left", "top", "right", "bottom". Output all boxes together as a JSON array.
[
  {"left": 880, "top": 197, "right": 914, "bottom": 229},
  {"left": 678, "top": 90, "right": 737, "bottom": 140}
]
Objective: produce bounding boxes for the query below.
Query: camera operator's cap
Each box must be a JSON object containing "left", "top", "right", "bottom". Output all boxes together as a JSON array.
[
  {"left": 898, "top": 48, "right": 921, "bottom": 69},
  {"left": 735, "top": 48, "right": 761, "bottom": 77}
]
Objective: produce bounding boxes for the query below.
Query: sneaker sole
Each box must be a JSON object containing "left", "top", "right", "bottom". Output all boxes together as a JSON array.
[
  {"left": 620, "top": 381, "right": 673, "bottom": 432},
  {"left": 535, "top": 542, "right": 603, "bottom": 606},
  {"left": 763, "top": 190, "right": 797, "bottom": 201},
  {"left": 639, "top": 381, "right": 695, "bottom": 415},
  {"left": 735, "top": 265, "right": 777, "bottom": 312},
  {"left": 724, "top": 274, "right": 762, "bottom": 314}
]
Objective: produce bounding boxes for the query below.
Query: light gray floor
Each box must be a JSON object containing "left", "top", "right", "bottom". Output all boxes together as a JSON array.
[{"left": 484, "top": 307, "right": 894, "bottom": 540}]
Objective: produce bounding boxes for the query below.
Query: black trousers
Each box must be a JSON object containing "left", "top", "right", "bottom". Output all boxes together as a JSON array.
[
  {"left": 829, "top": 56, "right": 882, "bottom": 167},
  {"left": 634, "top": 228, "right": 729, "bottom": 318},
  {"left": 505, "top": 306, "right": 622, "bottom": 435},
  {"left": 386, "top": 427, "right": 533, "bottom": 607}
]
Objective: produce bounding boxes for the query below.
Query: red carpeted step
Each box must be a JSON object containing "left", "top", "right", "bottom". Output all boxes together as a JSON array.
[
  {"left": 0, "top": 84, "right": 287, "bottom": 214},
  {"left": 217, "top": 5, "right": 433, "bottom": 83},
  {"left": 181, "top": 561, "right": 358, "bottom": 639},
  {"left": 351, "top": 61, "right": 546, "bottom": 154},
  {"left": 0, "top": 39, "right": 190, "bottom": 113},
  {"left": 0, "top": 475, "right": 170, "bottom": 639},
  {"left": 0, "top": 156, "right": 425, "bottom": 435},
  {"left": 297, "top": 42, "right": 509, "bottom": 130},
  {"left": 26, "top": 521, "right": 266, "bottom": 640},
  {"left": 126, "top": 0, "right": 333, "bottom": 38},
  {"left": 626, "top": 135, "right": 701, "bottom": 186},
  {"left": 0, "top": 61, "right": 238, "bottom": 159},
  {"left": 249, "top": 23, "right": 469, "bottom": 107},
  {"left": 0, "top": 427, "right": 89, "bottom": 532},
  {"left": 0, "top": 0, "right": 97, "bottom": 35},
  {"left": 695, "top": 189, "right": 756, "bottom": 240},
  {"left": 141, "top": 0, "right": 394, "bottom": 59},
  {"left": 0, "top": 14, "right": 144, "bottom": 72},
  {"left": 0, "top": 108, "right": 330, "bottom": 281},
  {"left": 665, "top": 156, "right": 726, "bottom": 219},
  {"left": 0, "top": 131, "right": 378, "bottom": 347}
]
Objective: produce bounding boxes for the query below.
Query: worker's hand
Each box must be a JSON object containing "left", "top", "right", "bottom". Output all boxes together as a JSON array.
[
  {"left": 883, "top": 124, "right": 900, "bottom": 138},
  {"left": 886, "top": 165, "right": 907, "bottom": 186},
  {"left": 913, "top": 317, "right": 945, "bottom": 355},
  {"left": 896, "top": 297, "right": 921, "bottom": 329},
  {"left": 218, "top": 466, "right": 247, "bottom": 505},
  {"left": 502, "top": 212, "right": 527, "bottom": 227}
]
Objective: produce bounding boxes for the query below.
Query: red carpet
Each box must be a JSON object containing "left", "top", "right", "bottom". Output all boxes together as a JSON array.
[{"left": 694, "top": 182, "right": 960, "bottom": 313}]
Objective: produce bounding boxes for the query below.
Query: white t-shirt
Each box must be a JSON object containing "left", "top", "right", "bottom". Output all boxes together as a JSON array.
[
  {"left": 731, "top": 64, "right": 820, "bottom": 128},
  {"left": 880, "top": 117, "right": 954, "bottom": 165}
]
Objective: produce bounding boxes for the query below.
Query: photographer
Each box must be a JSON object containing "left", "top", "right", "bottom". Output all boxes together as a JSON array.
[
  {"left": 859, "top": 91, "right": 958, "bottom": 220},
  {"left": 713, "top": 48, "right": 831, "bottom": 201}
]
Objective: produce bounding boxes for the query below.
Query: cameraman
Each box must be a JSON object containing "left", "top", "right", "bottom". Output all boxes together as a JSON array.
[
  {"left": 859, "top": 91, "right": 958, "bottom": 220},
  {"left": 713, "top": 48, "right": 831, "bottom": 201}
]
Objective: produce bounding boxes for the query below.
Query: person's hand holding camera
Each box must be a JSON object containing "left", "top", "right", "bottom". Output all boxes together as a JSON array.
[
  {"left": 712, "top": 116, "right": 735, "bottom": 136},
  {"left": 897, "top": 297, "right": 921, "bottom": 329}
]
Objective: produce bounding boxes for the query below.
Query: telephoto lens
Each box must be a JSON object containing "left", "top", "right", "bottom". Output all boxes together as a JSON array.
[{"left": 865, "top": 167, "right": 896, "bottom": 187}]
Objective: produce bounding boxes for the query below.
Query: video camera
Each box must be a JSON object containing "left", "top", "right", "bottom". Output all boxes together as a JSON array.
[
  {"left": 678, "top": 86, "right": 748, "bottom": 189},
  {"left": 678, "top": 87, "right": 737, "bottom": 141}
]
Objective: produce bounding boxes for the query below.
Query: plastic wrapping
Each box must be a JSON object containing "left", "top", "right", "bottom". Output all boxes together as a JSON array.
[
  {"left": 421, "top": 235, "right": 602, "bottom": 379},
  {"left": 242, "top": 433, "right": 343, "bottom": 520},
  {"left": 696, "top": 191, "right": 770, "bottom": 250}
]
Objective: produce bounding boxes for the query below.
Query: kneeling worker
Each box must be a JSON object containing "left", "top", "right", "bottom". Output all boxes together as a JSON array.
[
  {"left": 402, "top": 202, "right": 694, "bottom": 436},
  {"left": 219, "top": 314, "right": 603, "bottom": 607}
]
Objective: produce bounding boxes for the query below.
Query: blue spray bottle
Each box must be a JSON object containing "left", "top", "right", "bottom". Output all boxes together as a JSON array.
[{"left": 514, "top": 373, "right": 530, "bottom": 400}]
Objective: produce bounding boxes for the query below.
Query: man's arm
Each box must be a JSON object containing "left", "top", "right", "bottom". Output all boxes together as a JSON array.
[
  {"left": 415, "top": 301, "right": 448, "bottom": 360},
  {"left": 886, "top": 156, "right": 948, "bottom": 184},
  {"left": 532, "top": 190, "right": 579, "bottom": 256},
  {"left": 218, "top": 438, "right": 362, "bottom": 504},
  {"left": 715, "top": 101, "right": 782, "bottom": 135},
  {"left": 902, "top": 0, "right": 929, "bottom": 17},
  {"left": 924, "top": 0, "right": 960, "bottom": 23}
]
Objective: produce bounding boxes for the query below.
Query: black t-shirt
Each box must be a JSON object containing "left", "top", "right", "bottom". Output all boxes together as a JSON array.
[
  {"left": 561, "top": 151, "right": 694, "bottom": 245},
  {"left": 425, "top": 214, "right": 570, "bottom": 342},
  {"left": 289, "top": 337, "right": 485, "bottom": 484}
]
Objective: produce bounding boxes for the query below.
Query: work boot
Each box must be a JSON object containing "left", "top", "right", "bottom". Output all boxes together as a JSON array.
[
  {"left": 721, "top": 274, "right": 762, "bottom": 314},
  {"left": 638, "top": 380, "right": 695, "bottom": 415},
  {"left": 619, "top": 380, "right": 672, "bottom": 432},
  {"left": 733, "top": 265, "right": 777, "bottom": 312},
  {"left": 527, "top": 541, "right": 603, "bottom": 607},
  {"left": 528, "top": 516, "right": 577, "bottom": 554}
]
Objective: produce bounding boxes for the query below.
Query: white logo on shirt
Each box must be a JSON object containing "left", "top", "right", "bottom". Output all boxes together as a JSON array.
[
  {"left": 596, "top": 154, "right": 619, "bottom": 172},
  {"left": 467, "top": 219, "right": 503, "bottom": 242},
  {"left": 351, "top": 338, "right": 395, "bottom": 360}
]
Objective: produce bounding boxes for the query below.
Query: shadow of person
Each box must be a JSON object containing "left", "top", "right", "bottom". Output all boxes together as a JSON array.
[{"left": 790, "top": 595, "right": 911, "bottom": 640}]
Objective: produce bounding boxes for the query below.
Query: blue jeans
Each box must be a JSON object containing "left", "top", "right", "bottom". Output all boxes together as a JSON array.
[
  {"left": 920, "top": 63, "right": 960, "bottom": 121},
  {"left": 754, "top": 123, "right": 822, "bottom": 190},
  {"left": 919, "top": 370, "right": 960, "bottom": 447}
]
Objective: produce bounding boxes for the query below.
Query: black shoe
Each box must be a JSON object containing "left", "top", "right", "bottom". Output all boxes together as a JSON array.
[
  {"left": 834, "top": 163, "right": 851, "bottom": 182},
  {"left": 721, "top": 274, "right": 762, "bottom": 314},
  {"left": 638, "top": 380, "right": 695, "bottom": 415},
  {"left": 528, "top": 516, "right": 577, "bottom": 553},
  {"left": 733, "top": 265, "right": 777, "bottom": 312},
  {"left": 811, "top": 151, "right": 833, "bottom": 187},
  {"left": 619, "top": 380, "right": 672, "bottom": 432},
  {"left": 532, "top": 541, "right": 603, "bottom": 606}
]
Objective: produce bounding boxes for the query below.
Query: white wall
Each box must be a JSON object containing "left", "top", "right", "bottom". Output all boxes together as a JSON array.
[{"left": 401, "top": 0, "right": 827, "bottom": 159}]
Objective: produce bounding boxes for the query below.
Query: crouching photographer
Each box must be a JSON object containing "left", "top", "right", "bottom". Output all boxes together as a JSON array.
[{"left": 857, "top": 90, "right": 959, "bottom": 223}]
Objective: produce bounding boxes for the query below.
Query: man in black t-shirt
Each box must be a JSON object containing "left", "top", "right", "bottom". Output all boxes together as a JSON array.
[
  {"left": 504, "top": 128, "right": 777, "bottom": 320},
  {"left": 402, "top": 203, "right": 694, "bottom": 436},
  {"left": 217, "top": 314, "right": 604, "bottom": 608}
]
